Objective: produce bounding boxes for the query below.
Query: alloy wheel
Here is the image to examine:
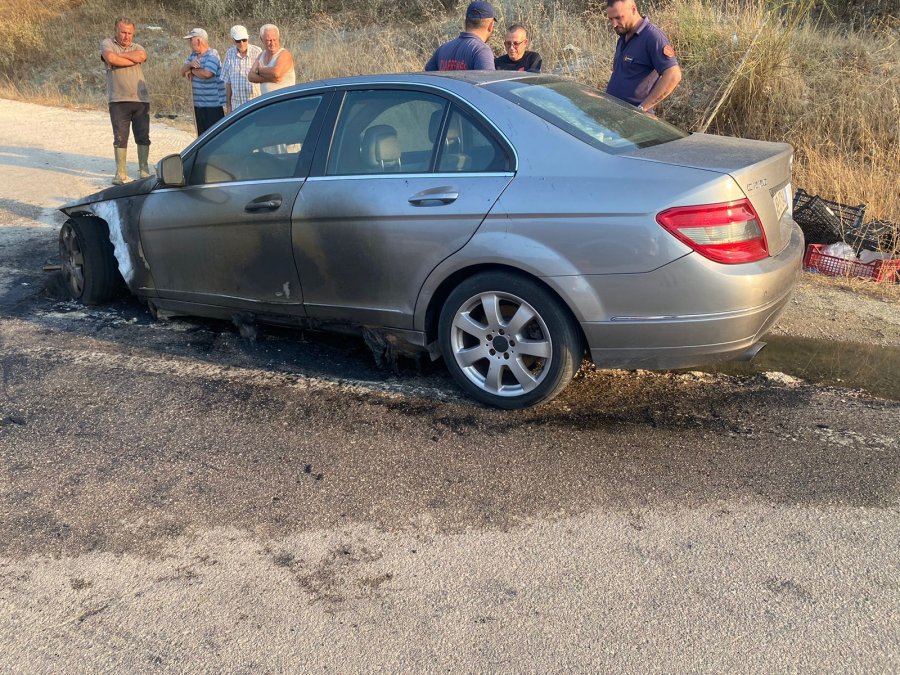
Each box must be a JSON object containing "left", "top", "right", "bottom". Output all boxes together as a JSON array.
[
  {"left": 59, "top": 222, "right": 85, "bottom": 298},
  {"left": 449, "top": 290, "right": 553, "bottom": 398}
]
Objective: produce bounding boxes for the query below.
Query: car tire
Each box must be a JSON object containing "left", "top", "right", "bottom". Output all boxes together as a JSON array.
[
  {"left": 58, "top": 217, "right": 121, "bottom": 305},
  {"left": 438, "top": 271, "right": 583, "bottom": 409}
]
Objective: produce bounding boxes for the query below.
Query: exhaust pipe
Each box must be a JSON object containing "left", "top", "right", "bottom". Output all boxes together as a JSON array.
[{"left": 737, "top": 341, "right": 767, "bottom": 362}]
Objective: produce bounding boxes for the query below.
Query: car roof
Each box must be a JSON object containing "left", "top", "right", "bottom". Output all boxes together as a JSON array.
[
  {"left": 280, "top": 70, "right": 551, "bottom": 94},
  {"left": 410, "top": 71, "right": 541, "bottom": 85}
]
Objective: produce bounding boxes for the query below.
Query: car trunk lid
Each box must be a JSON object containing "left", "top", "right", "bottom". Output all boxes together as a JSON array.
[{"left": 623, "top": 133, "right": 794, "bottom": 255}]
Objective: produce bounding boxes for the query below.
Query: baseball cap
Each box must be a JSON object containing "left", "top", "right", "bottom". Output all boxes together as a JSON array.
[
  {"left": 466, "top": 1, "right": 496, "bottom": 19},
  {"left": 230, "top": 25, "right": 249, "bottom": 40},
  {"left": 183, "top": 28, "right": 208, "bottom": 40}
]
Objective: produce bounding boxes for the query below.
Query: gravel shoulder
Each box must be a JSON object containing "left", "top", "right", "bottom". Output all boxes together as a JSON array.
[{"left": 772, "top": 276, "right": 899, "bottom": 346}]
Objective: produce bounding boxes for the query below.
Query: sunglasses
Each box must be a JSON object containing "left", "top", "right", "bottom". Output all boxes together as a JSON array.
[
  {"left": 235, "top": 38, "right": 248, "bottom": 42},
  {"left": 504, "top": 40, "right": 526, "bottom": 48}
]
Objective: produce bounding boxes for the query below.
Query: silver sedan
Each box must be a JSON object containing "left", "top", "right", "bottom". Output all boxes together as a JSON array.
[{"left": 59, "top": 72, "right": 803, "bottom": 408}]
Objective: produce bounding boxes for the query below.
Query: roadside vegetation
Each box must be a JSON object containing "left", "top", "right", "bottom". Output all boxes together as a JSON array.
[{"left": 2, "top": 0, "right": 898, "bottom": 229}]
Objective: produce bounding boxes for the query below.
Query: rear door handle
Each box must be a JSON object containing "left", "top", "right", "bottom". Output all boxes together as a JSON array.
[
  {"left": 408, "top": 190, "right": 459, "bottom": 206},
  {"left": 245, "top": 195, "right": 283, "bottom": 212}
]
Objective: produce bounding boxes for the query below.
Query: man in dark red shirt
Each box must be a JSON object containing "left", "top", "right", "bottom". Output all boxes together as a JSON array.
[{"left": 425, "top": 1, "right": 497, "bottom": 71}]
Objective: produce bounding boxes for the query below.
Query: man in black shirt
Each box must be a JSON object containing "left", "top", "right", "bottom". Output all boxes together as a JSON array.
[{"left": 494, "top": 24, "right": 542, "bottom": 72}]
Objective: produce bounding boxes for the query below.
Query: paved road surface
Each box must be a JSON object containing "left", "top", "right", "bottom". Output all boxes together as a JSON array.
[{"left": 0, "top": 99, "right": 897, "bottom": 671}]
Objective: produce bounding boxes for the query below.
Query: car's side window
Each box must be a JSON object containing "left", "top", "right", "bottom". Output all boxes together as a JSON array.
[
  {"left": 326, "top": 90, "right": 446, "bottom": 176},
  {"left": 437, "top": 108, "right": 511, "bottom": 173},
  {"left": 190, "top": 95, "right": 323, "bottom": 185}
]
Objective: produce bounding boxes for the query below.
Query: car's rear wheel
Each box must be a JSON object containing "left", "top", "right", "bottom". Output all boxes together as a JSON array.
[
  {"left": 438, "top": 272, "right": 582, "bottom": 409},
  {"left": 59, "top": 218, "right": 121, "bottom": 305}
]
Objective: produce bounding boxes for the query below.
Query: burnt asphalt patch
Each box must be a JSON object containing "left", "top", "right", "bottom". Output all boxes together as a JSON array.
[{"left": 2, "top": 312, "right": 897, "bottom": 560}]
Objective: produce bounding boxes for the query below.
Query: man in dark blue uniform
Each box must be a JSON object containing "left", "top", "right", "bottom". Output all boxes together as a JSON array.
[
  {"left": 425, "top": 1, "right": 497, "bottom": 71},
  {"left": 605, "top": 0, "right": 682, "bottom": 114}
]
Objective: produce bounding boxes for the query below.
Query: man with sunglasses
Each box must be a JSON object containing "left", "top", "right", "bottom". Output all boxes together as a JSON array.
[
  {"left": 425, "top": 1, "right": 497, "bottom": 71},
  {"left": 221, "top": 25, "right": 261, "bottom": 114},
  {"left": 495, "top": 24, "right": 542, "bottom": 72}
]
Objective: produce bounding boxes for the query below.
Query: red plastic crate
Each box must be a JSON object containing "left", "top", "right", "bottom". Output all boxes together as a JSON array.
[{"left": 803, "top": 244, "right": 900, "bottom": 283}]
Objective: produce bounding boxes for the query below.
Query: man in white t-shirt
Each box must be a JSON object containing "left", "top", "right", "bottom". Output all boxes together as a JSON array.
[{"left": 248, "top": 24, "right": 296, "bottom": 94}]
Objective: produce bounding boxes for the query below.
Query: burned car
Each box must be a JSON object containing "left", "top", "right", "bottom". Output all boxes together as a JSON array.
[{"left": 59, "top": 72, "right": 802, "bottom": 409}]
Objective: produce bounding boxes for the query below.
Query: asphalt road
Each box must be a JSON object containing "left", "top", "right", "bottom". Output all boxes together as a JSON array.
[{"left": 0, "top": 99, "right": 898, "bottom": 672}]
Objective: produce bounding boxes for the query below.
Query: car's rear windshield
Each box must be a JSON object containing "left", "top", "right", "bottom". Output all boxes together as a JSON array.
[{"left": 486, "top": 77, "right": 686, "bottom": 154}]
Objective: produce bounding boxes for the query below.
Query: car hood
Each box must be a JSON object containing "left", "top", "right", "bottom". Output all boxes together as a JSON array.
[{"left": 60, "top": 177, "right": 157, "bottom": 215}]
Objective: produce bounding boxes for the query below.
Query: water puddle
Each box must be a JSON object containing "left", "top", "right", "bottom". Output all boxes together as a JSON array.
[{"left": 692, "top": 335, "right": 900, "bottom": 401}]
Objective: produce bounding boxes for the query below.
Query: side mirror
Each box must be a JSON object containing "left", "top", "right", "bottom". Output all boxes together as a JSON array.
[{"left": 156, "top": 154, "right": 185, "bottom": 187}]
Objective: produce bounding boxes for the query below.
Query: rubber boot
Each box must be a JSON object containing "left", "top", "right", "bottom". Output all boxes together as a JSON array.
[
  {"left": 112, "top": 147, "right": 128, "bottom": 185},
  {"left": 137, "top": 144, "right": 151, "bottom": 179}
]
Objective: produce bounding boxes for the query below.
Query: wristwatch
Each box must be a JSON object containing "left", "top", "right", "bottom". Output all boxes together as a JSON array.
[{"left": 637, "top": 104, "right": 645, "bottom": 112}]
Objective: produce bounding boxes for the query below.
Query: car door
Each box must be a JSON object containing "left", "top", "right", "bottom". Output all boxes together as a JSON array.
[
  {"left": 293, "top": 88, "right": 515, "bottom": 329},
  {"left": 139, "top": 93, "right": 328, "bottom": 313}
]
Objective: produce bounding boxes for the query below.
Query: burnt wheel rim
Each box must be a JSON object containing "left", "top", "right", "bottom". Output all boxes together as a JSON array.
[
  {"left": 59, "top": 223, "right": 85, "bottom": 297},
  {"left": 450, "top": 291, "right": 552, "bottom": 398}
]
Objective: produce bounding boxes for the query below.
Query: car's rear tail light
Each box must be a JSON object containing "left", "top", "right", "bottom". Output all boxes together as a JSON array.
[{"left": 656, "top": 199, "right": 768, "bottom": 264}]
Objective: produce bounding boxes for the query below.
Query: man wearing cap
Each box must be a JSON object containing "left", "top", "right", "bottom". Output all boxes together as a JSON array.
[
  {"left": 179, "top": 28, "right": 226, "bottom": 135},
  {"left": 221, "top": 25, "right": 262, "bottom": 113},
  {"left": 100, "top": 17, "right": 151, "bottom": 184},
  {"left": 605, "top": 0, "right": 682, "bottom": 114},
  {"left": 424, "top": 1, "right": 497, "bottom": 71},
  {"left": 494, "top": 24, "right": 542, "bottom": 72}
]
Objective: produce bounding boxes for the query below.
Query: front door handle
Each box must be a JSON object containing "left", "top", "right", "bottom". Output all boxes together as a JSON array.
[
  {"left": 408, "top": 189, "right": 459, "bottom": 206},
  {"left": 245, "top": 194, "right": 283, "bottom": 212}
]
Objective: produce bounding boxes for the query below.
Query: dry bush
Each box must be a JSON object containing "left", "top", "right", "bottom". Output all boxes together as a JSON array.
[{"left": 1, "top": 0, "right": 83, "bottom": 71}]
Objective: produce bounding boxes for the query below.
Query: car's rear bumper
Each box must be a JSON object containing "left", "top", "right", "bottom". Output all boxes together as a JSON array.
[
  {"left": 550, "top": 222, "right": 804, "bottom": 370},
  {"left": 582, "top": 288, "right": 794, "bottom": 369}
]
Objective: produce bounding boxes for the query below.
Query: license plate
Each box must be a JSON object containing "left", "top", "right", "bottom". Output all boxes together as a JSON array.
[{"left": 772, "top": 184, "right": 790, "bottom": 220}]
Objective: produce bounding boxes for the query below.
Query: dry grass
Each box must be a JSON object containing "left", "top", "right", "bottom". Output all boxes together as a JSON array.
[
  {"left": 0, "top": 0, "right": 82, "bottom": 71},
  {"left": 0, "top": 78, "right": 82, "bottom": 109},
  {"left": 2, "top": 0, "right": 898, "bottom": 237}
]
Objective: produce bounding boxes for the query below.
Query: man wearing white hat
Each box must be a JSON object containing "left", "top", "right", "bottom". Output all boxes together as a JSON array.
[
  {"left": 220, "top": 25, "right": 261, "bottom": 113},
  {"left": 179, "top": 28, "right": 226, "bottom": 135}
]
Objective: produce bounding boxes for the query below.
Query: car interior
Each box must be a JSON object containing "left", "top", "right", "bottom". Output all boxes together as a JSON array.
[{"left": 360, "top": 124, "right": 402, "bottom": 172}]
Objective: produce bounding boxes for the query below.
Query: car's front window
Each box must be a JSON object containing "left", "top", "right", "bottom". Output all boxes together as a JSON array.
[
  {"left": 487, "top": 77, "right": 686, "bottom": 155},
  {"left": 190, "top": 95, "right": 323, "bottom": 185}
]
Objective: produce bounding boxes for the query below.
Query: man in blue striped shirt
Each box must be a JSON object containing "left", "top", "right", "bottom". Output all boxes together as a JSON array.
[{"left": 180, "top": 28, "right": 226, "bottom": 135}]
